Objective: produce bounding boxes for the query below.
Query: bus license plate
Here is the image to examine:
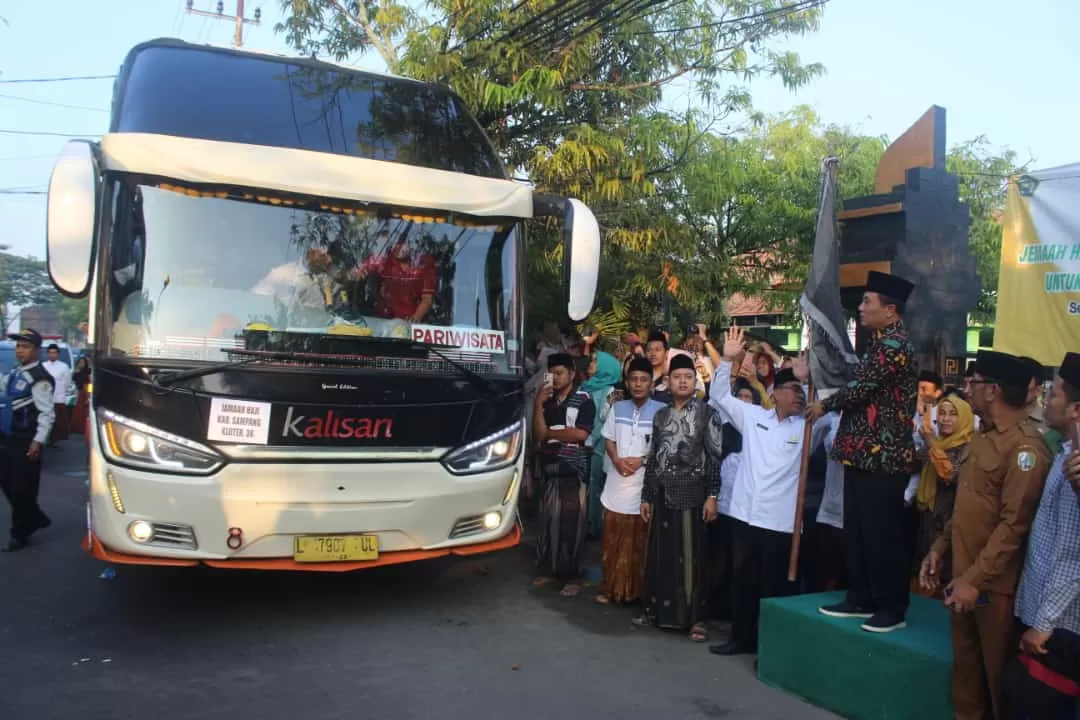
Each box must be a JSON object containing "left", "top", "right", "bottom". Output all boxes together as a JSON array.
[{"left": 293, "top": 535, "right": 379, "bottom": 562}]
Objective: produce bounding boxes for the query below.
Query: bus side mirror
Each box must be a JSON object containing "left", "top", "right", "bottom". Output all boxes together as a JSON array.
[
  {"left": 562, "top": 199, "right": 600, "bottom": 322},
  {"left": 46, "top": 141, "right": 100, "bottom": 298}
]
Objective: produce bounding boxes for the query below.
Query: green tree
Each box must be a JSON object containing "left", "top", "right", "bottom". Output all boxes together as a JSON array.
[
  {"left": 945, "top": 136, "right": 1026, "bottom": 322},
  {"left": 0, "top": 252, "right": 63, "bottom": 331},
  {"left": 277, "top": 0, "right": 828, "bottom": 332},
  {"left": 53, "top": 296, "right": 90, "bottom": 339}
]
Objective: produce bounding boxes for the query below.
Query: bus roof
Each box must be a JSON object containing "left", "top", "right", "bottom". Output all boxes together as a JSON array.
[
  {"left": 121, "top": 37, "right": 431, "bottom": 89},
  {"left": 98, "top": 132, "right": 535, "bottom": 219}
]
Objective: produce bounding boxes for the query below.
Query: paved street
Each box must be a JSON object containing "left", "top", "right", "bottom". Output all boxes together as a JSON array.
[{"left": 0, "top": 440, "right": 836, "bottom": 720}]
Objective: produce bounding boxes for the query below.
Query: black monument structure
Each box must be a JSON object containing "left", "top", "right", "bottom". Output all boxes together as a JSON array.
[{"left": 837, "top": 106, "right": 980, "bottom": 385}]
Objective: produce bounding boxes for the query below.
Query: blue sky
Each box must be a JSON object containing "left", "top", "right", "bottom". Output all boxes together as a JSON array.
[{"left": 1, "top": 0, "right": 1077, "bottom": 260}]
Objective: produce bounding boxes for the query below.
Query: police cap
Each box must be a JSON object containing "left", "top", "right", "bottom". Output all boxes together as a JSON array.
[{"left": 7, "top": 328, "right": 42, "bottom": 347}]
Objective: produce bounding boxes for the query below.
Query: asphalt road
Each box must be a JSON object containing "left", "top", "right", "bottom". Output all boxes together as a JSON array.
[{"left": 0, "top": 439, "right": 837, "bottom": 720}]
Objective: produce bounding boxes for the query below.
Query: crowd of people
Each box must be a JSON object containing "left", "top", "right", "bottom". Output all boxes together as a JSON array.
[{"left": 524, "top": 271, "right": 1080, "bottom": 719}]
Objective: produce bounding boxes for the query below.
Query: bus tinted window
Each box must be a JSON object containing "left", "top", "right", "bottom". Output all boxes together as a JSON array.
[{"left": 115, "top": 45, "right": 505, "bottom": 179}]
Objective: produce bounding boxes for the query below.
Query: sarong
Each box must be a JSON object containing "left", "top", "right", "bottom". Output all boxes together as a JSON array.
[
  {"left": 643, "top": 499, "right": 708, "bottom": 631},
  {"left": 535, "top": 461, "right": 587, "bottom": 579},
  {"left": 599, "top": 509, "right": 646, "bottom": 603}
]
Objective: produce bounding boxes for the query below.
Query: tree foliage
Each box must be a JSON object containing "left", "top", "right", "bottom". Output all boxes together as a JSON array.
[
  {"left": 945, "top": 136, "right": 1026, "bottom": 322},
  {"left": 277, "top": 0, "right": 827, "bottom": 334},
  {"left": 0, "top": 253, "right": 88, "bottom": 336},
  {"left": 276, "top": 0, "right": 1020, "bottom": 339}
]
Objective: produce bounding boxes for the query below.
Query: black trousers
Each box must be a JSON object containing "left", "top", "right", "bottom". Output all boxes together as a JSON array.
[
  {"left": 706, "top": 514, "right": 734, "bottom": 621},
  {"left": 843, "top": 467, "right": 911, "bottom": 617},
  {"left": 0, "top": 437, "right": 48, "bottom": 542},
  {"left": 730, "top": 519, "right": 795, "bottom": 651}
]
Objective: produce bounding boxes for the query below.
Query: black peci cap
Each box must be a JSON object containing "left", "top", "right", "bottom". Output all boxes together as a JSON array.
[
  {"left": 1060, "top": 352, "right": 1080, "bottom": 389},
  {"left": 974, "top": 350, "right": 1033, "bottom": 390},
  {"left": 668, "top": 353, "right": 695, "bottom": 374},
  {"left": 865, "top": 271, "right": 915, "bottom": 303}
]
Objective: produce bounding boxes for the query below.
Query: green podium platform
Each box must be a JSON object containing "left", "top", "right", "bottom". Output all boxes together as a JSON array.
[{"left": 758, "top": 591, "right": 953, "bottom": 720}]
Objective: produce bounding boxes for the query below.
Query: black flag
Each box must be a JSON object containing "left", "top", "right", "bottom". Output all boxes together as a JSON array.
[{"left": 800, "top": 158, "right": 857, "bottom": 394}]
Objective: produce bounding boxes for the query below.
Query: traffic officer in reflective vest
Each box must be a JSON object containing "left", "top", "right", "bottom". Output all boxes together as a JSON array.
[{"left": 0, "top": 328, "right": 55, "bottom": 551}]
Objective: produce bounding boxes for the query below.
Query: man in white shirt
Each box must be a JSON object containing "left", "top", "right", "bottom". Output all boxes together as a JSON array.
[
  {"left": 41, "top": 343, "right": 72, "bottom": 445},
  {"left": 708, "top": 326, "right": 831, "bottom": 656},
  {"left": 595, "top": 356, "right": 666, "bottom": 605}
]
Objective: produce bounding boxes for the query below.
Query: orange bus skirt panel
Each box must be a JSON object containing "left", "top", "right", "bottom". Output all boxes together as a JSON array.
[{"left": 83, "top": 523, "right": 522, "bottom": 572}]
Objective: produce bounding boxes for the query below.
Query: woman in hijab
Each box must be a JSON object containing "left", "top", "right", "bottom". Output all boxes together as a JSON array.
[
  {"left": 911, "top": 394, "right": 975, "bottom": 596},
  {"left": 581, "top": 351, "right": 623, "bottom": 539}
]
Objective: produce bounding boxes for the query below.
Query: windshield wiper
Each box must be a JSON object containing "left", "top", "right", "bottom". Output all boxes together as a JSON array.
[
  {"left": 150, "top": 350, "right": 371, "bottom": 388},
  {"left": 421, "top": 343, "right": 495, "bottom": 398},
  {"left": 150, "top": 341, "right": 497, "bottom": 398}
]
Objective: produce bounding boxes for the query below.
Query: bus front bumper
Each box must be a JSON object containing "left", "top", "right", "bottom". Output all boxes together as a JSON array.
[{"left": 84, "top": 450, "right": 523, "bottom": 571}]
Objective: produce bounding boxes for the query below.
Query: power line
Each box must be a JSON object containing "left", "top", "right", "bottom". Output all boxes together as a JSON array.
[
  {"left": 0, "top": 74, "right": 115, "bottom": 84},
  {"left": 0, "top": 189, "right": 46, "bottom": 195},
  {"left": 635, "top": 0, "right": 828, "bottom": 35},
  {"left": 0, "top": 129, "right": 96, "bottom": 138},
  {"left": 0, "top": 93, "right": 107, "bottom": 112}
]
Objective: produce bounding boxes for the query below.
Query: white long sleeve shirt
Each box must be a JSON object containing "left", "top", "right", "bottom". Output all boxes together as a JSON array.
[
  {"left": 41, "top": 360, "right": 72, "bottom": 404},
  {"left": 709, "top": 359, "right": 830, "bottom": 534}
]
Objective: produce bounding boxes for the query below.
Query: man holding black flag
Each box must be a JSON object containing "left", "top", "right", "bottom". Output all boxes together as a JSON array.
[{"left": 807, "top": 270, "right": 919, "bottom": 633}]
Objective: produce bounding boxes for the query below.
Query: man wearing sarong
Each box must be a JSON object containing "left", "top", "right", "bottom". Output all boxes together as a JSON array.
[
  {"left": 635, "top": 353, "right": 723, "bottom": 642},
  {"left": 533, "top": 352, "right": 596, "bottom": 598},
  {"left": 595, "top": 356, "right": 665, "bottom": 605}
]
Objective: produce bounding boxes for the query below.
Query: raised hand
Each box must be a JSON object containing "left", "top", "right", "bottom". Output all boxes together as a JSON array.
[{"left": 722, "top": 326, "right": 745, "bottom": 359}]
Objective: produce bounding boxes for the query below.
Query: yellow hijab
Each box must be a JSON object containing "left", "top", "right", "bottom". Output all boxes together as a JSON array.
[{"left": 916, "top": 395, "right": 975, "bottom": 511}]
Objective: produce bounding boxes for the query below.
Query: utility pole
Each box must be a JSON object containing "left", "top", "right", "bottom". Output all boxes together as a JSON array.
[{"left": 185, "top": 0, "right": 262, "bottom": 48}]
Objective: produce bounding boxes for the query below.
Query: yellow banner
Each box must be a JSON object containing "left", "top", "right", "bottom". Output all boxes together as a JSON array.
[{"left": 993, "top": 164, "right": 1080, "bottom": 367}]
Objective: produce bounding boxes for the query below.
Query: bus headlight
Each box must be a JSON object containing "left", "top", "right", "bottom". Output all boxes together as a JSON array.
[
  {"left": 99, "top": 409, "right": 224, "bottom": 475},
  {"left": 441, "top": 421, "right": 522, "bottom": 475}
]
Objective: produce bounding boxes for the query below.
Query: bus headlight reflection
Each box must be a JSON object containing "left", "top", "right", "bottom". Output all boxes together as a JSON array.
[
  {"left": 441, "top": 421, "right": 522, "bottom": 475},
  {"left": 99, "top": 409, "right": 225, "bottom": 476}
]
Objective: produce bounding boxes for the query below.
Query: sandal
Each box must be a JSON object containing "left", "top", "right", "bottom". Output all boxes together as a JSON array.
[
  {"left": 532, "top": 577, "right": 553, "bottom": 587},
  {"left": 631, "top": 615, "right": 650, "bottom": 627},
  {"left": 594, "top": 594, "right": 611, "bottom": 605},
  {"left": 560, "top": 583, "right": 582, "bottom": 598},
  {"left": 689, "top": 622, "right": 708, "bottom": 643}
]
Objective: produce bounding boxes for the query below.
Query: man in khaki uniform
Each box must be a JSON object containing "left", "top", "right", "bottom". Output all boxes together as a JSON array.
[{"left": 919, "top": 350, "right": 1053, "bottom": 720}]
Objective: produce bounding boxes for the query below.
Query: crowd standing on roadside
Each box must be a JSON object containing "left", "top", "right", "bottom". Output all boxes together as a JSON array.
[{"left": 526, "top": 271, "right": 1080, "bottom": 718}]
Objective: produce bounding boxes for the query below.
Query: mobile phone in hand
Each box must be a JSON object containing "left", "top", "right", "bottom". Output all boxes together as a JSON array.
[{"left": 543, "top": 372, "right": 553, "bottom": 387}]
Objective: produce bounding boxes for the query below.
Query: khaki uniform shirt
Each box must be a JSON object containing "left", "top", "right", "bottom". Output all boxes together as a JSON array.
[{"left": 931, "top": 413, "right": 1053, "bottom": 595}]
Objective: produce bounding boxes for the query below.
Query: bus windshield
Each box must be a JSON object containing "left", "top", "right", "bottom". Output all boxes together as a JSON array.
[{"left": 103, "top": 181, "right": 522, "bottom": 375}]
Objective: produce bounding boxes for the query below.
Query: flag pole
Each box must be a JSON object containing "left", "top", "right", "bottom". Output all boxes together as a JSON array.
[
  {"left": 788, "top": 378, "right": 816, "bottom": 582},
  {"left": 787, "top": 155, "right": 843, "bottom": 583}
]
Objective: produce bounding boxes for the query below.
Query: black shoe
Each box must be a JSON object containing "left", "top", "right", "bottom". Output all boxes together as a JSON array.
[
  {"left": 2, "top": 538, "right": 28, "bottom": 552},
  {"left": 709, "top": 641, "right": 751, "bottom": 656},
  {"left": 861, "top": 611, "right": 906, "bottom": 633},
  {"left": 36, "top": 514, "right": 51, "bottom": 531},
  {"left": 819, "top": 601, "right": 874, "bottom": 619}
]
